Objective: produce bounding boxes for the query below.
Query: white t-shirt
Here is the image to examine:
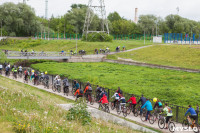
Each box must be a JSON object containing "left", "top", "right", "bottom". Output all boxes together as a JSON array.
[{"left": 0, "top": 65, "right": 2, "bottom": 69}]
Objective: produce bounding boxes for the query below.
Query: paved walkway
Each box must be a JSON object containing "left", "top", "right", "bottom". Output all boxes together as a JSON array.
[{"left": 1, "top": 73, "right": 194, "bottom": 133}]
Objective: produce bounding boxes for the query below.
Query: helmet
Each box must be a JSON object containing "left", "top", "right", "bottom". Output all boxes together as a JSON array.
[
  {"left": 153, "top": 98, "right": 158, "bottom": 103},
  {"left": 32, "top": 70, "right": 35, "bottom": 73},
  {"left": 45, "top": 71, "right": 48, "bottom": 74}
]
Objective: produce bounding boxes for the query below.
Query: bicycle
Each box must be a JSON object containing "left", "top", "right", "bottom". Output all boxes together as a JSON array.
[
  {"left": 63, "top": 85, "right": 69, "bottom": 96},
  {"left": 85, "top": 93, "right": 94, "bottom": 105},
  {"left": 24, "top": 76, "right": 29, "bottom": 84},
  {"left": 53, "top": 83, "right": 61, "bottom": 93},
  {"left": 99, "top": 102, "right": 110, "bottom": 113},
  {"left": 182, "top": 117, "right": 199, "bottom": 133},
  {"left": 71, "top": 86, "right": 77, "bottom": 97},
  {"left": 43, "top": 79, "right": 49, "bottom": 89},
  {"left": 158, "top": 114, "right": 175, "bottom": 133},
  {"left": 117, "top": 104, "right": 128, "bottom": 117},
  {"left": 140, "top": 111, "right": 155, "bottom": 124},
  {"left": 126, "top": 103, "right": 139, "bottom": 117},
  {"left": 13, "top": 72, "right": 17, "bottom": 79},
  {"left": 110, "top": 100, "right": 120, "bottom": 110}
]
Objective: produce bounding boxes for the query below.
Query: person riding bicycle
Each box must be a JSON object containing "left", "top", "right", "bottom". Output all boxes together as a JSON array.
[
  {"left": 119, "top": 94, "right": 126, "bottom": 112},
  {"left": 75, "top": 81, "right": 80, "bottom": 91},
  {"left": 100, "top": 88, "right": 108, "bottom": 98},
  {"left": 99, "top": 94, "right": 109, "bottom": 105},
  {"left": 74, "top": 88, "right": 83, "bottom": 99},
  {"left": 137, "top": 94, "right": 146, "bottom": 106},
  {"left": 54, "top": 75, "right": 61, "bottom": 88},
  {"left": 111, "top": 91, "right": 120, "bottom": 107},
  {"left": 185, "top": 105, "right": 197, "bottom": 125},
  {"left": 34, "top": 71, "right": 39, "bottom": 85},
  {"left": 63, "top": 78, "right": 69, "bottom": 94},
  {"left": 31, "top": 70, "right": 35, "bottom": 81},
  {"left": 12, "top": 67, "right": 18, "bottom": 78},
  {"left": 116, "top": 87, "right": 123, "bottom": 97},
  {"left": 5, "top": 65, "right": 10, "bottom": 76},
  {"left": 40, "top": 71, "right": 45, "bottom": 81},
  {"left": 96, "top": 85, "right": 102, "bottom": 101},
  {"left": 24, "top": 69, "right": 29, "bottom": 81},
  {"left": 0, "top": 64, "right": 3, "bottom": 74},
  {"left": 153, "top": 99, "right": 163, "bottom": 119},
  {"left": 84, "top": 84, "right": 92, "bottom": 100},
  {"left": 18, "top": 66, "right": 23, "bottom": 74},
  {"left": 141, "top": 99, "right": 153, "bottom": 121},
  {"left": 163, "top": 103, "right": 173, "bottom": 129},
  {"left": 126, "top": 94, "right": 137, "bottom": 113}
]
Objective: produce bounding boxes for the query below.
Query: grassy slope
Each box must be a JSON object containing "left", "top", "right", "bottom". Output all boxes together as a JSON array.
[
  {"left": 0, "top": 76, "right": 140, "bottom": 133},
  {"left": 32, "top": 62, "right": 200, "bottom": 106},
  {"left": 107, "top": 45, "right": 200, "bottom": 70},
  {"left": 0, "top": 39, "right": 153, "bottom": 54}
]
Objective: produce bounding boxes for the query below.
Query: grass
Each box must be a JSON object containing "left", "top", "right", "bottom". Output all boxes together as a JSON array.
[
  {"left": 107, "top": 45, "right": 200, "bottom": 70},
  {"left": 31, "top": 62, "right": 200, "bottom": 106},
  {"left": 0, "top": 76, "right": 141, "bottom": 133},
  {"left": 0, "top": 38, "right": 153, "bottom": 54}
]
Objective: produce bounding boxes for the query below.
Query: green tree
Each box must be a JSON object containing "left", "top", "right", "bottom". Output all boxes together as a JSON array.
[{"left": 107, "top": 12, "right": 122, "bottom": 22}]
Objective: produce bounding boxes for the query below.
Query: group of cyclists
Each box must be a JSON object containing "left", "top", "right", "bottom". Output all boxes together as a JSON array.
[{"left": 1, "top": 64, "right": 199, "bottom": 132}]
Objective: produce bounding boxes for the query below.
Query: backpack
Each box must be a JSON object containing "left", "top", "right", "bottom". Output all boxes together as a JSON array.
[
  {"left": 34, "top": 73, "right": 37, "bottom": 77},
  {"left": 88, "top": 86, "right": 92, "bottom": 91},
  {"left": 158, "top": 102, "right": 162, "bottom": 107},
  {"left": 168, "top": 107, "right": 172, "bottom": 113},
  {"left": 116, "top": 93, "right": 119, "bottom": 98},
  {"left": 79, "top": 89, "right": 83, "bottom": 94}
]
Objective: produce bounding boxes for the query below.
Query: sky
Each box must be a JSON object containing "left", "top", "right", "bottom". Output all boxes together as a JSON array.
[{"left": 0, "top": 0, "right": 200, "bottom": 21}]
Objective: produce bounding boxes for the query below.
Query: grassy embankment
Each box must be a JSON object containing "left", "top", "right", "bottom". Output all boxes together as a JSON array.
[
  {"left": 32, "top": 62, "right": 200, "bottom": 106},
  {"left": 0, "top": 39, "right": 153, "bottom": 54},
  {"left": 107, "top": 45, "right": 200, "bottom": 70},
  {"left": 0, "top": 76, "right": 140, "bottom": 133}
]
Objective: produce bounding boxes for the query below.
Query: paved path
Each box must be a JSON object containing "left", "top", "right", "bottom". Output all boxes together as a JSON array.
[{"left": 1, "top": 73, "right": 194, "bottom": 133}]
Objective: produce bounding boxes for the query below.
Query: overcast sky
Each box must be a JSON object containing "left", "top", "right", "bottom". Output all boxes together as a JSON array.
[{"left": 0, "top": 0, "right": 200, "bottom": 21}]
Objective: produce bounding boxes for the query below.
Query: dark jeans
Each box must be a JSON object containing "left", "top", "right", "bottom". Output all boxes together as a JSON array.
[{"left": 146, "top": 111, "right": 151, "bottom": 120}]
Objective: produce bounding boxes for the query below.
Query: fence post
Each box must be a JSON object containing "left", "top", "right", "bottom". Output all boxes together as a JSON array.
[
  {"left": 107, "top": 89, "right": 110, "bottom": 102},
  {"left": 176, "top": 106, "right": 179, "bottom": 122}
]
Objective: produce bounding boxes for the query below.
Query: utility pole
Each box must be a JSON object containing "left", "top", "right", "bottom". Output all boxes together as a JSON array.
[
  {"left": 76, "top": 31, "right": 77, "bottom": 55},
  {"left": 156, "top": 20, "right": 158, "bottom": 37},
  {"left": 1, "top": 19, "right": 2, "bottom": 37},
  {"left": 45, "top": 0, "right": 48, "bottom": 20},
  {"left": 48, "top": 20, "right": 50, "bottom": 40},
  {"left": 144, "top": 30, "right": 145, "bottom": 45},
  {"left": 64, "top": 19, "right": 66, "bottom": 39}
]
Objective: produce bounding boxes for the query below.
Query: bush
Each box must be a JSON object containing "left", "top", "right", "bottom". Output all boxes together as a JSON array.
[
  {"left": 82, "top": 33, "right": 113, "bottom": 42},
  {"left": 66, "top": 98, "right": 91, "bottom": 125}
]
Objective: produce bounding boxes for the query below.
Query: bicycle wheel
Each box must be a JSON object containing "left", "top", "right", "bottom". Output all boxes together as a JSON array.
[
  {"left": 111, "top": 102, "right": 115, "bottom": 110},
  {"left": 52, "top": 86, "right": 57, "bottom": 92},
  {"left": 57, "top": 86, "right": 61, "bottom": 93},
  {"left": 134, "top": 108, "right": 139, "bottom": 117},
  {"left": 168, "top": 122, "right": 175, "bottom": 133},
  {"left": 193, "top": 123, "right": 199, "bottom": 133},
  {"left": 105, "top": 105, "right": 110, "bottom": 113},
  {"left": 141, "top": 113, "right": 146, "bottom": 122},
  {"left": 90, "top": 96, "right": 94, "bottom": 105},
  {"left": 116, "top": 105, "right": 121, "bottom": 115},
  {"left": 126, "top": 106, "right": 131, "bottom": 115},
  {"left": 158, "top": 119, "right": 165, "bottom": 129},
  {"left": 149, "top": 114, "right": 155, "bottom": 124},
  {"left": 66, "top": 87, "right": 69, "bottom": 96},
  {"left": 123, "top": 107, "right": 128, "bottom": 117},
  {"left": 99, "top": 104, "right": 103, "bottom": 110},
  {"left": 182, "top": 119, "right": 189, "bottom": 130}
]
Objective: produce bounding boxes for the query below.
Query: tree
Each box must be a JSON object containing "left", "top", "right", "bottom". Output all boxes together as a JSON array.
[
  {"left": 107, "top": 12, "right": 122, "bottom": 22},
  {"left": 0, "top": 2, "right": 42, "bottom": 36}
]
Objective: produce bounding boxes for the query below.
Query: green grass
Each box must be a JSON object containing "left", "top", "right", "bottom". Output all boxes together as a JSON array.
[
  {"left": 107, "top": 45, "right": 200, "bottom": 70},
  {"left": 0, "top": 76, "right": 140, "bottom": 133},
  {"left": 0, "top": 39, "right": 153, "bottom": 54},
  {"left": 31, "top": 62, "right": 200, "bottom": 106}
]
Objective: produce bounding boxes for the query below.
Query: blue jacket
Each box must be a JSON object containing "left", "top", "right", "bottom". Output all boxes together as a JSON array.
[
  {"left": 141, "top": 100, "right": 153, "bottom": 111},
  {"left": 75, "top": 83, "right": 80, "bottom": 89},
  {"left": 185, "top": 108, "right": 197, "bottom": 116}
]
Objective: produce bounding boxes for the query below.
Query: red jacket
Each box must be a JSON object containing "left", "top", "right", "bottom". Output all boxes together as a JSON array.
[
  {"left": 127, "top": 97, "right": 137, "bottom": 104},
  {"left": 99, "top": 95, "right": 108, "bottom": 104}
]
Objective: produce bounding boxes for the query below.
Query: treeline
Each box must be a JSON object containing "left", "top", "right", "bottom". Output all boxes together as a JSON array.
[{"left": 0, "top": 2, "right": 200, "bottom": 37}]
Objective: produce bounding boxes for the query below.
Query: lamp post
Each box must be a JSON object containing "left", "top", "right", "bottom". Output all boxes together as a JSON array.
[{"left": 1, "top": 19, "right": 3, "bottom": 37}]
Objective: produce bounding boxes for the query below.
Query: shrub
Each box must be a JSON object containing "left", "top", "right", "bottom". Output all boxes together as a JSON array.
[
  {"left": 66, "top": 98, "right": 91, "bottom": 125},
  {"left": 82, "top": 33, "right": 113, "bottom": 42}
]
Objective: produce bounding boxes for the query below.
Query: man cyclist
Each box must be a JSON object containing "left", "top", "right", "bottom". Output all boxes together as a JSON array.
[
  {"left": 24, "top": 69, "right": 29, "bottom": 82},
  {"left": 141, "top": 98, "right": 153, "bottom": 121},
  {"left": 153, "top": 99, "right": 163, "bottom": 119},
  {"left": 119, "top": 94, "right": 126, "bottom": 112},
  {"left": 84, "top": 84, "right": 92, "bottom": 100},
  {"left": 63, "top": 78, "right": 69, "bottom": 94},
  {"left": 126, "top": 94, "right": 137, "bottom": 113},
  {"left": 5, "top": 65, "right": 10, "bottom": 76},
  {"left": 96, "top": 85, "right": 102, "bottom": 101},
  {"left": 137, "top": 94, "right": 146, "bottom": 106},
  {"left": 163, "top": 103, "right": 173, "bottom": 129},
  {"left": 74, "top": 88, "right": 83, "bottom": 101},
  {"left": 111, "top": 91, "right": 120, "bottom": 108},
  {"left": 54, "top": 75, "right": 61, "bottom": 88},
  {"left": 12, "top": 66, "right": 18, "bottom": 78},
  {"left": 0, "top": 64, "right": 3, "bottom": 74},
  {"left": 75, "top": 81, "right": 80, "bottom": 91},
  {"left": 43, "top": 71, "right": 49, "bottom": 87},
  {"left": 185, "top": 105, "right": 197, "bottom": 125},
  {"left": 116, "top": 87, "right": 123, "bottom": 97},
  {"left": 18, "top": 66, "right": 23, "bottom": 75}
]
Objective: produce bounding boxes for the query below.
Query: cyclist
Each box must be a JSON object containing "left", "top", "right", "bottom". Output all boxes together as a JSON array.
[
  {"left": 18, "top": 66, "right": 23, "bottom": 75},
  {"left": 96, "top": 85, "right": 102, "bottom": 101},
  {"left": 137, "top": 94, "right": 146, "bottom": 106},
  {"left": 5, "top": 65, "right": 10, "bottom": 76},
  {"left": 141, "top": 98, "right": 153, "bottom": 121},
  {"left": 63, "top": 78, "right": 69, "bottom": 94},
  {"left": 54, "top": 75, "right": 61, "bottom": 88},
  {"left": 84, "top": 84, "right": 92, "bottom": 100},
  {"left": 163, "top": 103, "right": 173, "bottom": 129},
  {"left": 100, "top": 88, "right": 108, "bottom": 98},
  {"left": 111, "top": 91, "right": 120, "bottom": 107},
  {"left": 99, "top": 94, "right": 109, "bottom": 105},
  {"left": 12, "top": 67, "right": 18, "bottom": 78},
  {"left": 31, "top": 70, "right": 35, "bottom": 81},
  {"left": 86, "top": 81, "right": 91, "bottom": 87},
  {"left": 126, "top": 94, "right": 137, "bottom": 113},
  {"left": 116, "top": 87, "right": 123, "bottom": 97},
  {"left": 34, "top": 71, "right": 39, "bottom": 85},
  {"left": 24, "top": 69, "right": 29, "bottom": 81},
  {"left": 0, "top": 64, "right": 3, "bottom": 74},
  {"left": 43, "top": 71, "right": 49, "bottom": 85},
  {"left": 40, "top": 71, "right": 45, "bottom": 82},
  {"left": 185, "top": 105, "right": 197, "bottom": 124},
  {"left": 153, "top": 99, "right": 163, "bottom": 119},
  {"left": 75, "top": 80, "right": 80, "bottom": 91},
  {"left": 119, "top": 94, "right": 126, "bottom": 112},
  {"left": 74, "top": 88, "right": 83, "bottom": 100}
]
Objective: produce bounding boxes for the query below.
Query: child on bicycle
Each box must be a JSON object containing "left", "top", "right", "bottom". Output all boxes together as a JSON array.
[
  {"left": 119, "top": 94, "right": 126, "bottom": 112},
  {"left": 163, "top": 103, "right": 173, "bottom": 129}
]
